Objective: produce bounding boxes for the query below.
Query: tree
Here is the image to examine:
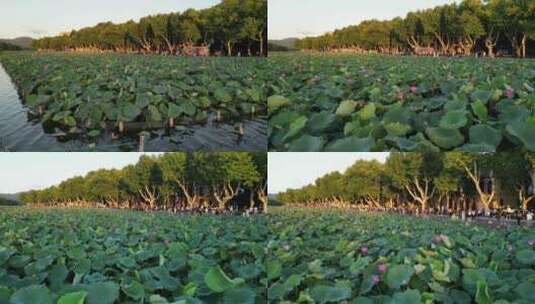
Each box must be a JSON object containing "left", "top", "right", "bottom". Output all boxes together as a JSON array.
[{"left": 386, "top": 153, "right": 442, "bottom": 210}]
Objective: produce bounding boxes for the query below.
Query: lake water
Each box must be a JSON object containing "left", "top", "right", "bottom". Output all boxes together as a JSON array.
[{"left": 0, "top": 64, "right": 267, "bottom": 152}]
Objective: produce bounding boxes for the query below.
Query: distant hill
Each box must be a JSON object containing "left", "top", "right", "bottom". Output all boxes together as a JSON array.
[
  {"left": 0, "top": 37, "right": 34, "bottom": 49},
  {"left": 268, "top": 38, "right": 298, "bottom": 49}
]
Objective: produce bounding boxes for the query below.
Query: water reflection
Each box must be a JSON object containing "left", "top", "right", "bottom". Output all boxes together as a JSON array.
[{"left": 0, "top": 64, "right": 267, "bottom": 152}]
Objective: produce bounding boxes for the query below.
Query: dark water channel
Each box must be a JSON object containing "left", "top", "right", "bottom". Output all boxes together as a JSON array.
[{"left": 0, "top": 64, "right": 267, "bottom": 152}]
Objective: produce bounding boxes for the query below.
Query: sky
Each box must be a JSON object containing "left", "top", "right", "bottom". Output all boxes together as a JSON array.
[
  {"left": 0, "top": 0, "right": 219, "bottom": 39},
  {"left": 269, "top": 0, "right": 458, "bottom": 40},
  {"left": 268, "top": 153, "right": 389, "bottom": 194},
  {"left": 0, "top": 153, "right": 162, "bottom": 193}
]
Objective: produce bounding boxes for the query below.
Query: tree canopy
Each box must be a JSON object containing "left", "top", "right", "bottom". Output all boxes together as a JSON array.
[
  {"left": 32, "top": 0, "right": 267, "bottom": 56},
  {"left": 19, "top": 152, "right": 267, "bottom": 212},
  {"left": 295, "top": 0, "right": 535, "bottom": 57},
  {"left": 278, "top": 152, "right": 535, "bottom": 211}
]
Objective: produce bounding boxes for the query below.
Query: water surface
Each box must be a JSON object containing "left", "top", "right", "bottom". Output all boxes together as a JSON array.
[{"left": 0, "top": 64, "right": 266, "bottom": 152}]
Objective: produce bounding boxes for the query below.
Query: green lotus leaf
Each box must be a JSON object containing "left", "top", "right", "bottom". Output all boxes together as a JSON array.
[
  {"left": 325, "top": 136, "right": 375, "bottom": 152},
  {"left": 471, "top": 100, "right": 488, "bottom": 121},
  {"left": 267, "top": 274, "right": 302, "bottom": 300},
  {"left": 468, "top": 125, "right": 502, "bottom": 150},
  {"left": 444, "top": 99, "right": 467, "bottom": 111},
  {"left": 499, "top": 106, "right": 529, "bottom": 124},
  {"left": 168, "top": 104, "right": 183, "bottom": 118},
  {"left": 514, "top": 282, "right": 535, "bottom": 301},
  {"left": 0, "top": 286, "right": 11, "bottom": 304},
  {"left": 268, "top": 95, "right": 290, "bottom": 114},
  {"left": 9, "top": 285, "right": 52, "bottom": 304},
  {"left": 310, "top": 285, "right": 351, "bottom": 304},
  {"left": 384, "top": 122, "right": 411, "bottom": 137},
  {"left": 426, "top": 127, "right": 465, "bottom": 149},
  {"left": 223, "top": 287, "right": 256, "bottom": 304},
  {"left": 282, "top": 116, "right": 308, "bottom": 142},
  {"left": 383, "top": 104, "right": 411, "bottom": 124},
  {"left": 352, "top": 297, "right": 373, "bottom": 304},
  {"left": 0, "top": 247, "right": 13, "bottom": 266},
  {"left": 470, "top": 90, "right": 492, "bottom": 103},
  {"left": 266, "top": 260, "right": 282, "bottom": 281},
  {"left": 391, "top": 289, "right": 421, "bottom": 304},
  {"left": 515, "top": 249, "right": 535, "bottom": 265},
  {"left": 439, "top": 110, "right": 467, "bottom": 129},
  {"left": 386, "top": 264, "right": 414, "bottom": 289},
  {"left": 246, "top": 88, "right": 262, "bottom": 102},
  {"left": 475, "top": 281, "right": 491, "bottom": 304},
  {"left": 147, "top": 105, "right": 163, "bottom": 122},
  {"left": 506, "top": 121, "right": 535, "bottom": 151},
  {"left": 288, "top": 135, "right": 325, "bottom": 152},
  {"left": 214, "top": 88, "right": 232, "bottom": 103},
  {"left": 307, "top": 112, "right": 338, "bottom": 135},
  {"left": 135, "top": 93, "right": 152, "bottom": 108},
  {"left": 336, "top": 100, "right": 358, "bottom": 117},
  {"left": 182, "top": 101, "right": 196, "bottom": 117},
  {"left": 121, "top": 281, "right": 145, "bottom": 301},
  {"left": 120, "top": 103, "right": 142, "bottom": 122},
  {"left": 57, "top": 291, "right": 88, "bottom": 304},
  {"left": 85, "top": 282, "right": 119, "bottom": 304},
  {"left": 204, "top": 266, "right": 244, "bottom": 293},
  {"left": 358, "top": 103, "right": 376, "bottom": 121}
]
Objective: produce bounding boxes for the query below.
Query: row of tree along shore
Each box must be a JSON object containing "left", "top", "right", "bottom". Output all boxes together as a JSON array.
[
  {"left": 278, "top": 152, "right": 535, "bottom": 215},
  {"left": 295, "top": 0, "right": 535, "bottom": 58},
  {"left": 18, "top": 152, "right": 267, "bottom": 213},
  {"left": 31, "top": 0, "right": 267, "bottom": 57}
]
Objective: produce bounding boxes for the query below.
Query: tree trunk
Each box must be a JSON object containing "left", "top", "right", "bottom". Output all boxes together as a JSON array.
[
  {"left": 227, "top": 41, "right": 233, "bottom": 56},
  {"left": 259, "top": 32, "right": 264, "bottom": 56},
  {"left": 521, "top": 34, "right": 527, "bottom": 58}
]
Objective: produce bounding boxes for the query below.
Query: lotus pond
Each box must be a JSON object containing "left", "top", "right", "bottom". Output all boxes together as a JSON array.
[
  {"left": 0, "top": 208, "right": 268, "bottom": 304},
  {"left": 267, "top": 54, "right": 535, "bottom": 152},
  {"left": 267, "top": 208, "right": 535, "bottom": 303},
  {"left": 0, "top": 52, "right": 267, "bottom": 151}
]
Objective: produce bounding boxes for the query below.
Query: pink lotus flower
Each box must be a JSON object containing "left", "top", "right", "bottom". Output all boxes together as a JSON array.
[
  {"left": 410, "top": 85, "right": 418, "bottom": 93},
  {"left": 434, "top": 235, "right": 443, "bottom": 243},
  {"left": 372, "top": 275, "right": 381, "bottom": 284},
  {"left": 528, "top": 240, "right": 534, "bottom": 246},
  {"left": 505, "top": 86, "right": 514, "bottom": 98},
  {"left": 360, "top": 246, "right": 369, "bottom": 254},
  {"left": 378, "top": 263, "right": 387, "bottom": 273}
]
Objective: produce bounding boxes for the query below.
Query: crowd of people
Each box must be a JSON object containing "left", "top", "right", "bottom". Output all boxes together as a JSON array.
[{"left": 285, "top": 202, "right": 534, "bottom": 225}]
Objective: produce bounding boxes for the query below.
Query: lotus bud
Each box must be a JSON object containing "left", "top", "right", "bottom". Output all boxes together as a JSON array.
[
  {"left": 505, "top": 86, "right": 514, "bottom": 99},
  {"left": 169, "top": 117, "right": 175, "bottom": 128},
  {"left": 217, "top": 110, "right": 222, "bottom": 122},
  {"left": 360, "top": 246, "right": 368, "bottom": 254},
  {"left": 239, "top": 123, "right": 244, "bottom": 136},
  {"left": 118, "top": 121, "right": 125, "bottom": 133},
  {"left": 378, "top": 263, "right": 387, "bottom": 273},
  {"left": 372, "top": 275, "right": 380, "bottom": 284},
  {"left": 410, "top": 85, "right": 418, "bottom": 93},
  {"left": 38, "top": 105, "right": 44, "bottom": 115}
]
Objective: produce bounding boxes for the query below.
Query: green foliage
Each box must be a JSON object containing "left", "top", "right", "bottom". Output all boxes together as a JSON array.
[
  {"left": 0, "top": 52, "right": 268, "bottom": 139},
  {"left": 31, "top": 0, "right": 267, "bottom": 56},
  {"left": 267, "top": 54, "right": 535, "bottom": 151},
  {"left": 0, "top": 208, "right": 268, "bottom": 303},
  {"left": 266, "top": 208, "right": 535, "bottom": 303},
  {"left": 18, "top": 152, "right": 266, "bottom": 211}
]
